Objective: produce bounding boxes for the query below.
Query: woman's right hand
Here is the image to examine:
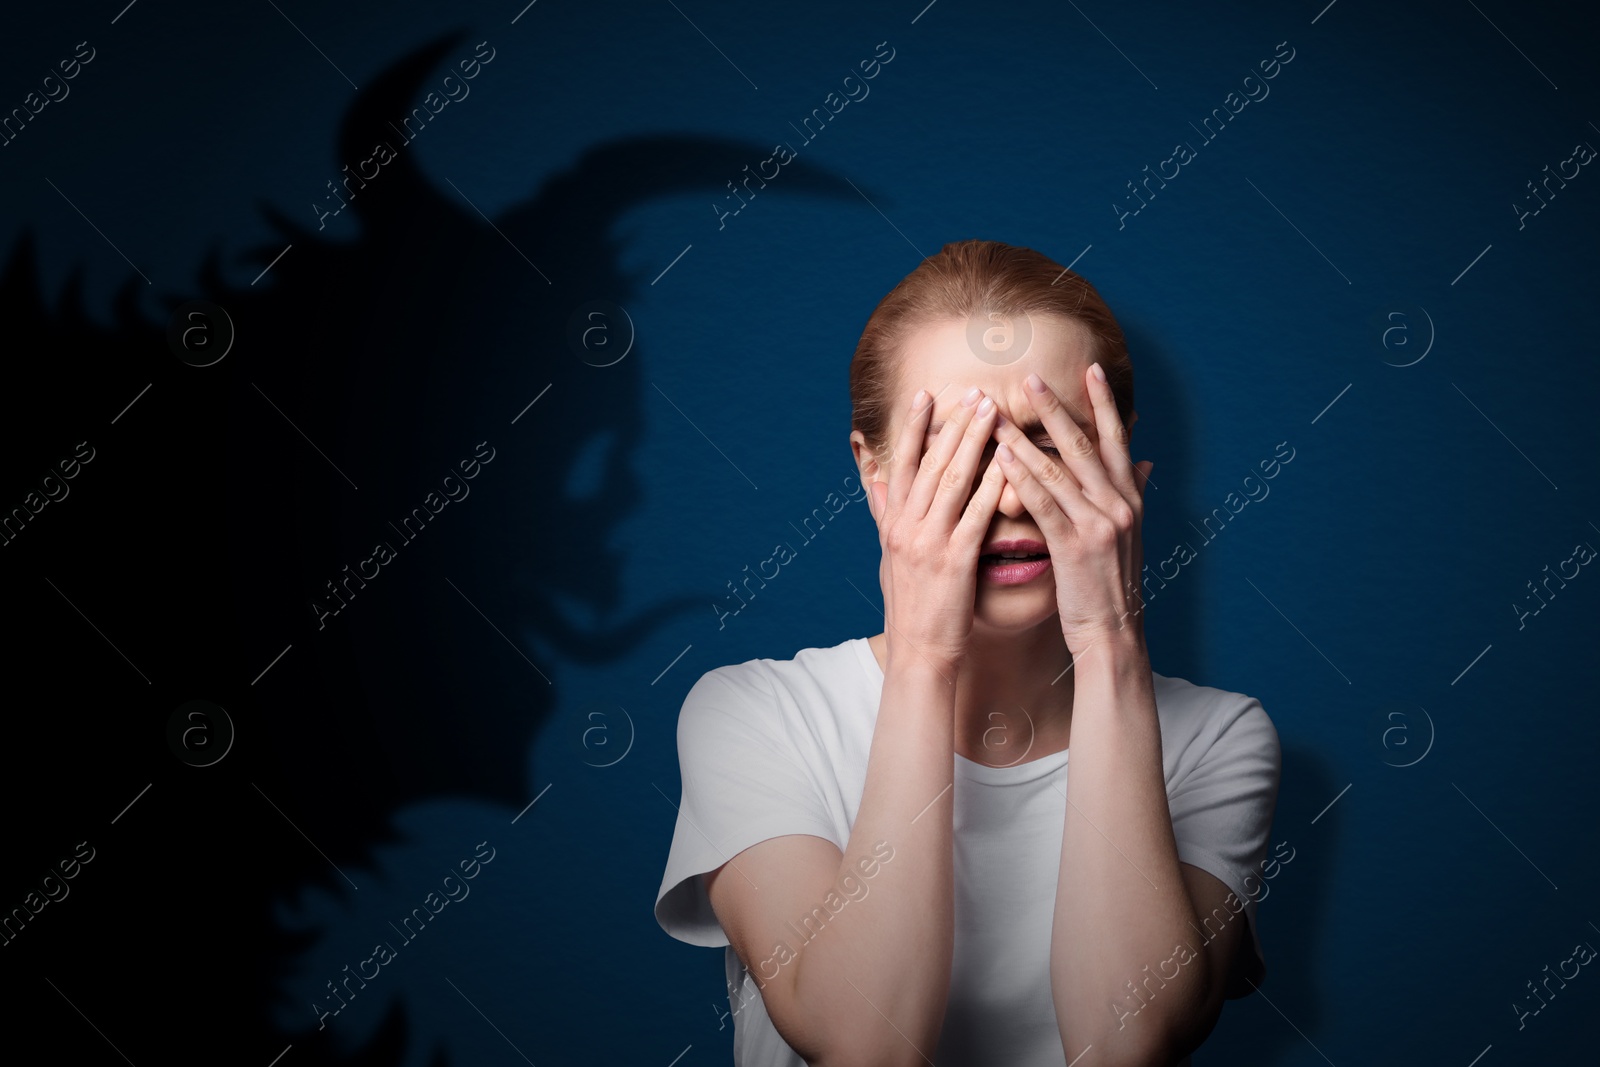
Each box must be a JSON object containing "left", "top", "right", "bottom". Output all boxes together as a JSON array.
[{"left": 865, "top": 384, "right": 1007, "bottom": 675}]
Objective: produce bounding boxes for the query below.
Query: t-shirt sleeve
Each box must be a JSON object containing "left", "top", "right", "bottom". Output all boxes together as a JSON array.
[
  {"left": 1167, "top": 693, "right": 1282, "bottom": 989},
  {"left": 654, "top": 665, "right": 841, "bottom": 948}
]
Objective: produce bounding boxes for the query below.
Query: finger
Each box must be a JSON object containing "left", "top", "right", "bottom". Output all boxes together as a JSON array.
[
  {"left": 952, "top": 452, "right": 1006, "bottom": 551},
  {"left": 1020, "top": 371, "right": 1118, "bottom": 504},
  {"left": 886, "top": 386, "right": 936, "bottom": 516},
  {"left": 992, "top": 433, "right": 1097, "bottom": 543},
  {"left": 926, "top": 393, "right": 1001, "bottom": 529},
  {"left": 904, "top": 384, "right": 984, "bottom": 521},
  {"left": 992, "top": 411, "right": 1103, "bottom": 530},
  {"left": 1085, "top": 362, "right": 1139, "bottom": 505}
]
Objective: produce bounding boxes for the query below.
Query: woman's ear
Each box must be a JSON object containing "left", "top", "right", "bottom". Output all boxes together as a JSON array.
[
  {"left": 851, "top": 429, "right": 894, "bottom": 526},
  {"left": 850, "top": 429, "right": 882, "bottom": 486}
]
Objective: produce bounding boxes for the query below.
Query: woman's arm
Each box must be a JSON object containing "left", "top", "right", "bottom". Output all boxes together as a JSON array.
[
  {"left": 1048, "top": 635, "right": 1243, "bottom": 1066},
  {"left": 709, "top": 384, "right": 1009, "bottom": 1067},
  {"left": 988, "top": 364, "right": 1244, "bottom": 1064},
  {"left": 708, "top": 656, "right": 959, "bottom": 1067}
]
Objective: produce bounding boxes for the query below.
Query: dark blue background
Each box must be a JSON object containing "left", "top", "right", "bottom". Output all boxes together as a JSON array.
[{"left": 1, "top": 1, "right": 1596, "bottom": 1064}]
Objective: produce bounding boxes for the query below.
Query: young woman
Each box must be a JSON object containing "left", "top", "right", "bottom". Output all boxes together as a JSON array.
[{"left": 655, "top": 239, "right": 1281, "bottom": 1067}]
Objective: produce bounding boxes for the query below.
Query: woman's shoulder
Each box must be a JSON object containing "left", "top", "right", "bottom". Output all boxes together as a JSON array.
[
  {"left": 681, "top": 636, "right": 871, "bottom": 719},
  {"left": 1150, "top": 670, "right": 1279, "bottom": 753},
  {"left": 1152, "top": 669, "right": 1269, "bottom": 713},
  {"left": 674, "top": 638, "right": 874, "bottom": 774}
]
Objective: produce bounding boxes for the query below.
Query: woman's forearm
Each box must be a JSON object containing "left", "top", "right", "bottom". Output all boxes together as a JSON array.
[
  {"left": 1050, "top": 635, "right": 1207, "bottom": 1066},
  {"left": 791, "top": 657, "right": 957, "bottom": 1067}
]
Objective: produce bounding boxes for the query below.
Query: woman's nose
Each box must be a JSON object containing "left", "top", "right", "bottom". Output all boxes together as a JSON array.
[{"left": 995, "top": 475, "right": 1027, "bottom": 518}]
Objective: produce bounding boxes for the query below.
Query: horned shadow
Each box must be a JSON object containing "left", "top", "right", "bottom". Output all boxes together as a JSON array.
[{"left": 0, "top": 28, "right": 871, "bottom": 1067}]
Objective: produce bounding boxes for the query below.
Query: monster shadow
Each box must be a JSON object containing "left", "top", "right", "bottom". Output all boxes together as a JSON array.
[{"left": 0, "top": 29, "right": 872, "bottom": 1067}]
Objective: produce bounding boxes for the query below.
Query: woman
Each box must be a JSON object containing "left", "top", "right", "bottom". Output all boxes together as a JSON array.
[{"left": 655, "top": 239, "right": 1281, "bottom": 1067}]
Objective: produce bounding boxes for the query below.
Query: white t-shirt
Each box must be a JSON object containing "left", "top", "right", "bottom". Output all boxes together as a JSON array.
[{"left": 654, "top": 636, "right": 1281, "bottom": 1066}]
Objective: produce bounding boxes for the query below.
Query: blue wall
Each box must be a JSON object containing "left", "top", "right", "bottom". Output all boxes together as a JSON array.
[{"left": 1, "top": 1, "right": 1596, "bottom": 1064}]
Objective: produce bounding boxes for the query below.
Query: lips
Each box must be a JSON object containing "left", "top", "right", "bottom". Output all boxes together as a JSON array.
[
  {"left": 979, "top": 538, "right": 1048, "bottom": 562},
  {"left": 979, "top": 540, "right": 1051, "bottom": 585}
]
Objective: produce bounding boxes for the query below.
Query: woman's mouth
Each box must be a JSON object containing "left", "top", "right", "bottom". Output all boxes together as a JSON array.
[{"left": 979, "top": 540, "right": 1051, "bottom": 585}]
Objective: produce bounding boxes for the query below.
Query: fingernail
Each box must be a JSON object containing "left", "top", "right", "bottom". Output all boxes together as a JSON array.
[
  {"left": 1026, "top": 373, "right": 1046, "bottom": 394},
  {"left": 997, "top": 442, "right": 1014, "bottom": 462},
  {"left": 1090, "top": 362, "right": 1107, "bottom": 384},
  {"left": 910, "top": 388, "right": 929, "bottom": 412},
  {"left": 962, "top": 385, "right": 982, "bottom": 406},
  {"left": 977, "top": 396, "right": 995, "bottom": 416}
]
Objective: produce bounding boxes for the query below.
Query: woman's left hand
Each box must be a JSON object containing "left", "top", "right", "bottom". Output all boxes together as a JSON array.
[{"left": 992, "top": 362, "right": 1155, "bottom": 656}]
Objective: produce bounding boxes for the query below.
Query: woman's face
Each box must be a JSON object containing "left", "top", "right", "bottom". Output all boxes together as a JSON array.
[{"left": 850, "top": 312, "right": 1135, "bottom": 632}]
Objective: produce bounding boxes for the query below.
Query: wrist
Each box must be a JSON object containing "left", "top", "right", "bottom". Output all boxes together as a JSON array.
[
  {"left": 1067, "top": 627, "right": 1149, "bottom": 670},
  {"left": 884, "top": 650, "right": 961, "bottom": 687}
]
